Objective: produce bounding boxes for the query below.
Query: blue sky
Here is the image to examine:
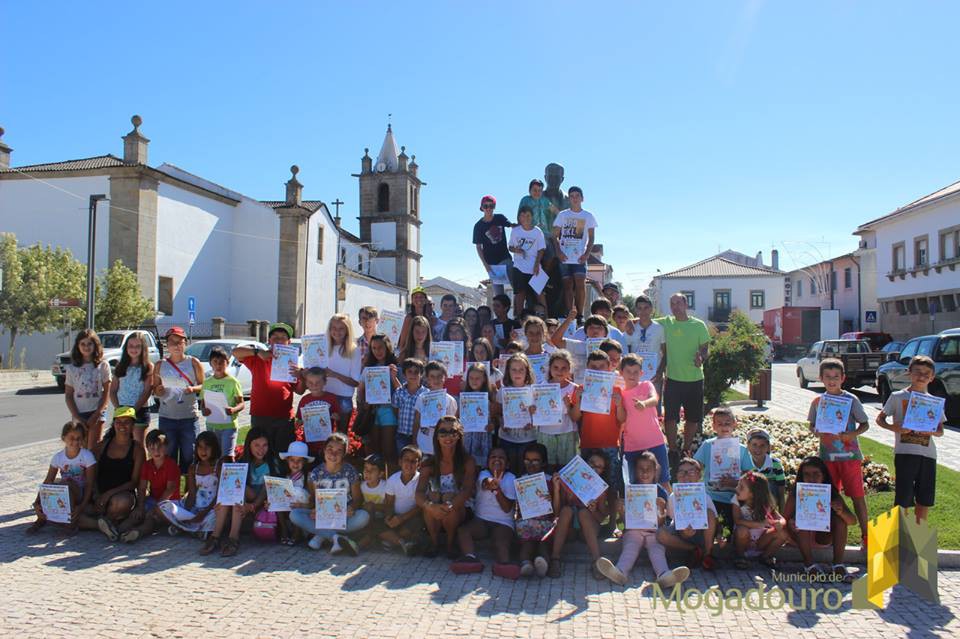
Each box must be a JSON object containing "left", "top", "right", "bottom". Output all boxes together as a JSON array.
[{"left": 4, "top": 1, "right": 960, "bottom": 295}]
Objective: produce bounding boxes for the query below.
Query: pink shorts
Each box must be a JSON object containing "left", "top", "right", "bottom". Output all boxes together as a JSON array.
[{"left": 825, "top": 460, "right": 865, "bottom": 498}]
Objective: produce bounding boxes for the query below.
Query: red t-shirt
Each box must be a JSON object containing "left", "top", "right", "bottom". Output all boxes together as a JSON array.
[
  {"left": 579, "top": 386, "right": 622, "bottom": 449},
  {"left": 140, "top": 457, "right": 181, "bottom": 501},
  {"left": 243, "top": 354, "right": 296, "bottom": 419},
  {"left": 297, "top": 393, "right": 341, "bottom": 456}
]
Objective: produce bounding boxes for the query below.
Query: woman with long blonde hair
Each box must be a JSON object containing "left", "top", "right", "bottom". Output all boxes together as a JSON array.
[{"left": 325, "top": 314, "right": 362, "bottom": 434}]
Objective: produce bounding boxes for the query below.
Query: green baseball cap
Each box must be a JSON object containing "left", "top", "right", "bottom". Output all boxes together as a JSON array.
[
  {"left": 113, "top": 406, "right": 137, "bottom": 421},
  {"left": 268, "top": 322, "right": 294, "bottom": 338}
]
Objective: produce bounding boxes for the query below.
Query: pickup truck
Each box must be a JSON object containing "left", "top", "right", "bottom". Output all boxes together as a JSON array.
[
  {"left": 796, "top": 339, "right": 885, "bottom": 390},
  {"left": 52, "top": 329, "right": 163, "bottom": 390},
  {"left": 876, "top": 327, "right": 960, "bottom": 424}
]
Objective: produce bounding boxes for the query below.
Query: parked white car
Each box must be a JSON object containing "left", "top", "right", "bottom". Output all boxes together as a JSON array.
[
  {"left": 52, "top": 330, "right": 162, "bottom": 390},
  {"left": 185, "top": 339, "right": 266, "bottom": 398}
]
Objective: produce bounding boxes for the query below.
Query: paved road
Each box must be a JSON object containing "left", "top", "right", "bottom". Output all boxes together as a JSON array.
[
  {"left": 0, "top": 385, "right": 72, "bottom": 449},
  {"left": 770, "top": 362, "right": 882, "bottom": 410}
]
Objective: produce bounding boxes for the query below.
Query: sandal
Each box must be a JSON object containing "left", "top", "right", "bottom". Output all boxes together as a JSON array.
[
  {"left": 199, "top": 535, "right": 220, "bottom": 556},
  {"left": 734, "top": 558, "right": 751, "bottom": 570},
  {"left": 759, "top": 556, "right": 777, "bottom": 569},
  {"left": 281, "top": 537, "right": 295, "bottom": 546},
  {"left": 701, "top": 554, "right": 716, "bottom": 571},
  {"left": 25, "top": 519, "right": 47, "bottom": 535},
  {"left": 220, "top": 537, "right": 239, "bottom": 557},
  {"left": 832, "top": 563, "right": 854, "bottom": 584}
]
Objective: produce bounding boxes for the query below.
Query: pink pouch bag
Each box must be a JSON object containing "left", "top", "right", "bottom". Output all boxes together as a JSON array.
[{"left": 252, "top": 509, "right": 278, "bottom": 542}]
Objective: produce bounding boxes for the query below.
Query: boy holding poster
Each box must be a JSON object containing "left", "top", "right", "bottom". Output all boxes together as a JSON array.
[
  {"left": 806, "top": 358, "right": 870, "bottom": 546},
  {"left": 877, "top": 355, "right": 945, "bottom": 523},
  {"left": 596, "top": 452, "right": 690, "bottom": 588},
  {"left": 784, "top": 456, "right": 856, "bottom": 581},
  {"left": 296, "top": 368, "right": 340, "bottom": 456},
  {"left": 657, "top": 458, "right": 719, "bottom": 571},
  {"left": 200, "top": 347, "right": 245, "bottom": 461},
  {"left": 693, "top": 407, "right": 753, "bottom": 533},
  {"left": 413, "top": 362, "right": 458, "bottom": 456}
]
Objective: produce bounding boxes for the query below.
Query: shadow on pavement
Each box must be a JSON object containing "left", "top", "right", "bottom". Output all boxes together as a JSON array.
[{"left": 14, "top": 386, "right": 61, "bottom": 396}]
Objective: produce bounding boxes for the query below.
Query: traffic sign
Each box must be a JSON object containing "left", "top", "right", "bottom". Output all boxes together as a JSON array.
[
  {"left": 49, "top": 298, "right": 82, "bottom": 309},
  {"left": 188, "top": 310, "right": 196, "bottom": 325},
  {"left": 864, "top": 310, "right": 877, "bottom": 323},
  {"left": 188, "top": 296, "right": 196, "bottom": 313}
]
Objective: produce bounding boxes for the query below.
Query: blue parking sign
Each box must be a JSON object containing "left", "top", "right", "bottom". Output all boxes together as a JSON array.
[{"left": 188, "top": 296, "right": 196, "bottom": 312}]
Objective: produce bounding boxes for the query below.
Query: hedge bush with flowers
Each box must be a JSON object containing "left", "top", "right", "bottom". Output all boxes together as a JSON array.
[{"left": 690, "top": 413, "right": 893, "bottom": 493}]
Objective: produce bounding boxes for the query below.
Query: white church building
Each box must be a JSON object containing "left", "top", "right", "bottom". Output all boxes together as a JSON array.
[{"left": 0, "top": 116, "right": 423, "bottom": 368}]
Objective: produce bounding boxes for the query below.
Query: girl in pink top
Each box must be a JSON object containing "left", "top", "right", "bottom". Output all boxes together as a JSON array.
[{"left": 616, "top": 354, "right": 670, "bottom": 491}]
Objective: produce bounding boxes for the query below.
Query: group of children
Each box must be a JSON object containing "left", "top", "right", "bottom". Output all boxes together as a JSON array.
[{"left": 30, "top": 310, "right": 945, "bottom": 587}]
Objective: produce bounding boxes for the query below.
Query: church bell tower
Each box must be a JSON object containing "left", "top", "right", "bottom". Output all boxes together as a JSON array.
[{"left": 355, "top": 123, "right": 424, "bottom": 291}]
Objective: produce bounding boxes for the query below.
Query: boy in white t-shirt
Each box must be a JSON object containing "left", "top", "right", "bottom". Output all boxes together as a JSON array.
[
  {"left": 413, "top": 361, "right": 458, "bottom": 456},
  {"left": 552, "top": 186, "right": 596, "bottom": 318},
  {"left": 509, "top": 205, "right": 547, "bottom": 314},
  {"left": 380, "top": 445, "right": 424, "bottom": 554}
]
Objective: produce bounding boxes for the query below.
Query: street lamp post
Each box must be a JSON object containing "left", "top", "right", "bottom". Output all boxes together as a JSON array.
[{"left": 86, "top": 194, "right": 108, "bottom": 329}]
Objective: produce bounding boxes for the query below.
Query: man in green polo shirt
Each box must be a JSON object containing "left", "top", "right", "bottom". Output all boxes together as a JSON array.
[{"left": 657, "top": 293, "right": 711, "bottom": 464}]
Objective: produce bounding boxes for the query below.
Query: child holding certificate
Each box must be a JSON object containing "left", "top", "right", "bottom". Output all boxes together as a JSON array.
[
  {"left": 274, "top": 441, "right": 313, "bottom": 545},
  {"left": 201, "top": 427, "right": 280, "bottom": 557},
  {"left": 693, "top": 407, "right": 753, "bottom": 534},
  {"left": 325, "top": 314, "right": 363, "bottom": 435},
  {"left": 731, "top": 471, "right": 788, "bottom": 569},
  {"left": 29, "top": 422, "right": 97, "bottom": 533},
  {"left": 460, "top": 363, "right": 496, "bottom": 466},
  {"left": 496, "top": 354, "right": 538, "bottom": 473},
  {"left": 657, "top": 458, "right": 718, "bottom": 572},
  {"left": 877, "top": 355, "right": 945, "bottom": 524},
  {"left": 296, "top": 368, "right": 340, "bottom": 457},
  {"left": 807, "top": 358, "right": 870, "bottom": 547},
  {"left": 515, "top": 443, "right": 556, "bottom": 578},
  {"left": 158, "top": 432, "right": 221, "bottom": 536},
  {"left": 596, "top": 452, "right": 690, "bottom": 588},
  {"left": 121, "top": 430, "right": 181, "bottom": 543},
  {"left": 290, "top": 433, "right": 369, "bottom": 556},
  {"left": 200, "top": 347, "right": 245, "bottom": 460},
  {"left": 549, "top": 450, "right": 612, "bottom": 579},
  {"left": 617, "top": 354, "right": 668, "bottom": 491},
  {"left": 393, "top": 359, "right": 426, "bottom": 454},
  {"left": 413, "top": 362, "right": 458, "bottom": 456},
  {"left": 784, "top": 456, "right": 856, "bottom": 581},
  {"left": 534, "top": 351, "right": 580, "bottom": 471},
  {"left": 356, "top": 334, "right": 400, "bottom": 466}
]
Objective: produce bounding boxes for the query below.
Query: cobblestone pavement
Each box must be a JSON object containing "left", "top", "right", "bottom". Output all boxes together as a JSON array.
[
  {"left": 1, "top": 439, "right": 959, "bottom": 637},
  {"left": 733, "top": 380, "right": 960, "bottom": 472}
]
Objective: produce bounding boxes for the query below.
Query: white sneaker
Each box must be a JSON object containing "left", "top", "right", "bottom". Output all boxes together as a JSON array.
[
  {"left": 657, "top": 566, "right": 690, "bottom": 589},
  {"left": 329, "top": 537, "right": 343, "bottom": 555},
  {"left": 534, "top": 556, "right": 549, "bottom": 578},
  {"left": 520, "top": 560, "right": 534, "bottom": 577},
  {"left": 595, "top": 557, "right": 627, "bottom": 586},
  {"left": 308, "top": 535, "right": 324, "bottom": 551}
]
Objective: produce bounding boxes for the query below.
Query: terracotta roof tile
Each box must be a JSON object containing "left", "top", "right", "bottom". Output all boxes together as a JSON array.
[
  {"left": 1, "top": 154, "right": 126, "bottom": 173},
  {"left": 659, "top": 256, "right": 783, "bottom": 278}
]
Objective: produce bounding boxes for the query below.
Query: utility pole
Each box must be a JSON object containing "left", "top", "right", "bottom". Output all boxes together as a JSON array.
[{"left": 86, "top": 194, "right": 108, "bottom": 329}]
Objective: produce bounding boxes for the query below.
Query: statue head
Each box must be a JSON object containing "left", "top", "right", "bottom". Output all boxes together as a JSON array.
[{"left": 544, "top": 163, "right": 564, "bottom": 189}]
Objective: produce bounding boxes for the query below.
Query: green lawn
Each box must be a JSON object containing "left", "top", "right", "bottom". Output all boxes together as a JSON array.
[
  {"left": 721, "top": 387, "right": 749, "bottom": 403},
  {"left": 854, "top": 437, "right": 960, "bottom": 549}
]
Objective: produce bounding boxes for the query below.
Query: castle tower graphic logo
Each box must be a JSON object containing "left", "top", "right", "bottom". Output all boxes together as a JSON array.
[{"left": 852, "top": 507, "right": 939, "bottom": 609}]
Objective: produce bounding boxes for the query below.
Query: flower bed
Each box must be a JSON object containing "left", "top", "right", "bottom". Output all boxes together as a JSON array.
[{"left": 693, "top": 413, "right": 893, "bottom": 493}]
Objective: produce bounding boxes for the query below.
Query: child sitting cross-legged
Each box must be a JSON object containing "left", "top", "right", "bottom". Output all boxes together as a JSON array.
[
  {"left": 274, "top": 441, "right": 313, "bottom": 545},
  {"left": 549, "top": 449, "right": 612, "bottom": 579},
  {"left": 515, "top": 443, "right": 556, "bottom": 579},
  {"left": 357, "top": 454, "right": 388, "bottom": 549},
  {"left": 656, "top": 457, "right": 718, "bottom": 571},
  {"left": 158, "top": 431, "right": 221, "bottom": 537},
  {"left": 120, "top": 429, "right": 181, "bottom": 543},
  {"left": 595, "top": 451, "right": 690, "bottom": 588},
  {"left": 29, "top": 421, "right": 96, "bottom": 534}
]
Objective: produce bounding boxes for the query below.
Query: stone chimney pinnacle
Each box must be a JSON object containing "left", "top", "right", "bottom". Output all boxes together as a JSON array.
[
  {"left": 285, "top": 165, "right": 303, "bottom": 205},
  {"left": 0, "top": 127, "right": 12, "bottom": 170},
  {"left": 122, "top": 114, "right": 150, "bottom": 165}
]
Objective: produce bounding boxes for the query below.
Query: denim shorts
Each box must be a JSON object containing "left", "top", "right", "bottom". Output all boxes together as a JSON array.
[{"left": 559, "top": 263, "right": 586, "bottom": 278}]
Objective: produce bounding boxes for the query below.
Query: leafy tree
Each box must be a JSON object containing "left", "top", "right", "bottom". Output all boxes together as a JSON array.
[
  {"left": 703, "top": 310, "right": 768, "bottom": 408},
  {"left": 95, "top": 260, "right": 154, "bottom": 331},
  {"left": 622, "top": 294, "right": 636, "bottom": 311},
  {"left": 0, "top": 234, "right": 85, "bottom": 366}
]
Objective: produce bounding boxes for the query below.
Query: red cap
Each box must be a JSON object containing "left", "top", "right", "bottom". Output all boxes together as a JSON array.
[
  {"left": 480, "top": 195, "right": 496, "bottom": 207},
  {"left": 164, "top": 326, "right": 187, "bottom": 339}
]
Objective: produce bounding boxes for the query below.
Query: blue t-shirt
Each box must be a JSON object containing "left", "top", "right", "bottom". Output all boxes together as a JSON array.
[{"left": 693, "top": 437, "right": 754, "bottom": 504}]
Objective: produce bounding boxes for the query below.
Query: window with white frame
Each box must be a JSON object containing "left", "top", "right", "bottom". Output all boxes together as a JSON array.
[
  {"left": 915, "top": 236, "right": 929, "bottom": 267},
  {"left": 681, "top": 291, "right": 695, "bottom": 309},
  {"left": 940, "top": 226, "right": 960, "bottom": 262},
  {"left": 892, "top": 242, "right": 906, "bottom": 272}
]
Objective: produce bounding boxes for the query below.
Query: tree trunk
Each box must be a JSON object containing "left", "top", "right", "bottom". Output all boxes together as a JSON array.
[{"left": 5, "top": 327, "right": 17, "bottom": 370}]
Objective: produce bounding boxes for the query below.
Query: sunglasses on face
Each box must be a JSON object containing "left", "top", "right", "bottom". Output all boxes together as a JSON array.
[
  {"left": 437, "top": 429, "right": 458, "bottom": 436},
  {"left": 482, "top": 204, "right": 495, "bottom": 210}
]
